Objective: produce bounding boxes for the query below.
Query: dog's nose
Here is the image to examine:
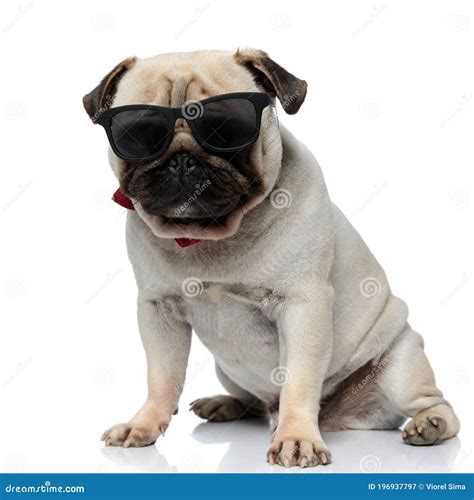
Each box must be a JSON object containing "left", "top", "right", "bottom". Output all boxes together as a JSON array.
[{"left": 165, "top": 153, "right": 198, "bottom": 176}]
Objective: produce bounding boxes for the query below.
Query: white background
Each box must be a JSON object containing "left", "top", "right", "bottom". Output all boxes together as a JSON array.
[{"left": 0, "top": 0, "right": 472, "bottom": 474}]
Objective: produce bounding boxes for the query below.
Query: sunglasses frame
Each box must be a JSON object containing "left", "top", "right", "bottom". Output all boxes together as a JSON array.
[{"left": 96, "top": 92, "right": 273, "bottom": 163}]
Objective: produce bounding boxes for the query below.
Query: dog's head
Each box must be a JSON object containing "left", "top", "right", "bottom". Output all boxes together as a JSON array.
[{"left": 83, "top": 49, "right": 307, "bottom": 240}]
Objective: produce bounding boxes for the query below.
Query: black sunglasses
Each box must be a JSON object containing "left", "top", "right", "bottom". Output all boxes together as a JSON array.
[{"left": 96, "top": 92, "right": 273, "bottom": 163}]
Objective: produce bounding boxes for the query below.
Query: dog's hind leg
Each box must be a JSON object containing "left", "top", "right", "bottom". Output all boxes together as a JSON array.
[
  {"left": 320, "top": 326, "right": 460, "bottom": 443},
  {"left": 189, "top": 363, "right": 265, "bottom": 422},
  {"left": 375, "top": 326, "right": 460, "bottom": 445},
  {"left": 319, "top": 360, "right": 406, "bottom": 432}
]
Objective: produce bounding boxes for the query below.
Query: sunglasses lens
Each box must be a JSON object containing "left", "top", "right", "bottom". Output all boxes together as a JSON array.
[
  {"left": 110, "top": 109, "right": 171, "bottom": 160},
  {"left": 193, "top": 98, "right": 258, "bottom": 150}
]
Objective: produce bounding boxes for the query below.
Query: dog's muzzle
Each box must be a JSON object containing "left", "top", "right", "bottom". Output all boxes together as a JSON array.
[{"left": 127, "top": 152, "right": 248, "bottom": 224}]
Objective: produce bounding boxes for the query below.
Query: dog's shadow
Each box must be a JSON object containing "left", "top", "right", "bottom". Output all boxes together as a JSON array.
[
  {"left": 323, "top": 430, "right": 462, "bottom": 473},
  {"left": 192, "top": 419, "right": 462, "bottom": 473},
  {"left": 192, "top": 417, "right": 272, "bottom": 473}
]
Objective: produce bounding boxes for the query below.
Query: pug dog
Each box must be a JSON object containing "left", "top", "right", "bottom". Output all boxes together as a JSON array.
[{"left": 83, "top": 49, "right": 460, "bottom": 468}]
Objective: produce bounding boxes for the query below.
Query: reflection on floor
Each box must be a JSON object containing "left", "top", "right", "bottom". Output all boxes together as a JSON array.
[{"left": 101, "top": 417, "right": 461, "bottom": 474}]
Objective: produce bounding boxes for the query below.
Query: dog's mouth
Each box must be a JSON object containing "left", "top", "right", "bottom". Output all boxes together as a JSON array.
[
  {"left": 145, "top": 187, "right": 244, "bottom": 231},
  {"left": 124, "top": 150, "right": 253, "bottom": 233},
  {"left": 162, "top": 214, "right": 233, "bottom": 227},
  {"left": 162, "top": 213, "right": 232, "bottom": 228},
  {"left": 123, "top": 147, "right": 266, "bottom": 240},
  {"left": 132, "top": 199, "right": 250, "bottom": 241}
]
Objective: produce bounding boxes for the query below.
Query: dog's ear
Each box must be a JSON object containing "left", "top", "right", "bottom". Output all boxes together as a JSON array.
[
  {"left": 83, "top": 57, "right": 137, "bottom": 121},
  {"left": 234, "top": 48, "right": 307, "bottom": 114}
]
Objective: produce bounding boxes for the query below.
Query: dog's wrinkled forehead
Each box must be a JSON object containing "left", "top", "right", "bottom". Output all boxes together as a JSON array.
[
  {"left": 83, "top": 49, "right": 307, "bottom": 121},
  {"left": 112, "top": 51, "right": 259, "bottom": 109}
]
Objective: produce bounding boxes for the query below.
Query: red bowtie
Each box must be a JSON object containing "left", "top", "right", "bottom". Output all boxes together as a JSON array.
[{"left": 112, "top": 188, "right": 201, "bottom": 248}]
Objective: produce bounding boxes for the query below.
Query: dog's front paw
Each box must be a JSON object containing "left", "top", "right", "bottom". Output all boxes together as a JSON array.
[
  {"left": 101, "top": 422, "right": 166, "bottom": 448},
  {"left": 267, "top": 437, "right": 332, "bottom": 468}
]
